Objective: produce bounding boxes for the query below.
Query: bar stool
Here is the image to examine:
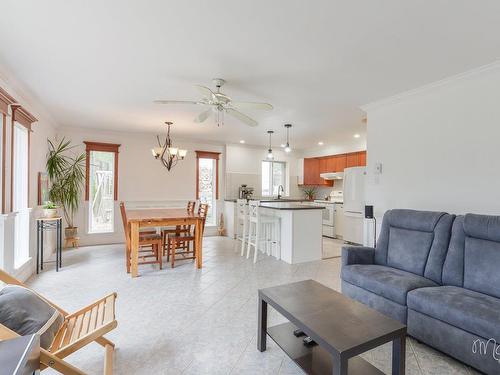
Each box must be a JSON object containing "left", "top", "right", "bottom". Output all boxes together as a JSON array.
[
  {"left": 236, "top": 199, "right": 249, "bottom": 255},
  {"left": 246, "top": 201, "right": 281, "bottom": 263}
]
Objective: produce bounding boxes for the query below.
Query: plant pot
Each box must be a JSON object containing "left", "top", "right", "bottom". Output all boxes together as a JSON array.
[
  {"left": 43, "top": 208, "right": 58, "bottom": 218},
  {"left": 65, "top": 226, "right": 78, "bottom": 239}
]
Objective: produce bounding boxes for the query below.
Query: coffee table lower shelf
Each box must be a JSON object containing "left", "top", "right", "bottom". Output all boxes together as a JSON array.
[{"left": 267, "top": 322, "right": 384, "bottom": 375}]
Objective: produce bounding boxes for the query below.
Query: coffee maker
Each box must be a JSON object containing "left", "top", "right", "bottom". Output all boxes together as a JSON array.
[{"left": 238, "top": 185, "right": 254, "bottom": 199}]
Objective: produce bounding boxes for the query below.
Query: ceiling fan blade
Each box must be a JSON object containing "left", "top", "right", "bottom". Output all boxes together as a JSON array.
[
  {"left": 154, "top": 100, "right": 200, "bottom": 105},
  {"left": 226, "top": 108, "right": 258, "bottom": 127},
  {"left": 230, "top": 101, "right": 273, "bottom": 110},
  {"left": 195, "top": 85, "right": 217, "bottom": 101},
  {"left": 194, "top": 109, "right": 212, "bottom": 123}
]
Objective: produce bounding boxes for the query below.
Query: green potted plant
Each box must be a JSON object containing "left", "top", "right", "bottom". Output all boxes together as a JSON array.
[
  {"left": 46, "top": 138, "right": 86, "bottom": 239},
  {"left": 303, "top": 187, "right": 317, "bottom": 201},
  {"left": 42, "top": 200, "right": 58, "bottom": 218}
]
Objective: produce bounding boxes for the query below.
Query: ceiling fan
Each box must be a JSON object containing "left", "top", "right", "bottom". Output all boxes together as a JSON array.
[{"left": 154, "top": 78, "right": 273, "bottom": 127}]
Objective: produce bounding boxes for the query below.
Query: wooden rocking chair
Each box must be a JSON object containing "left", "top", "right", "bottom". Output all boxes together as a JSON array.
[{"left": 0, "top": 269, "right": 117, "bottom": 375}]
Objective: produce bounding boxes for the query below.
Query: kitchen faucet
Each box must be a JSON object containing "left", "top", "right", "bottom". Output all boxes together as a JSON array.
[{"left": 277, "top": 185, "right": 284, "bottom": 200}]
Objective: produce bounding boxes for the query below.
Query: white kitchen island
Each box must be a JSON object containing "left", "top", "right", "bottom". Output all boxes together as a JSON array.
[{"left": 224, "top": 200, "right": 324, "bottom": 264}]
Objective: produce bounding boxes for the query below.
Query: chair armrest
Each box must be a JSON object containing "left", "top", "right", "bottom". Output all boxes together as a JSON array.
[{"left": 342, "top": 246, "right": 375, "bottom": 267}]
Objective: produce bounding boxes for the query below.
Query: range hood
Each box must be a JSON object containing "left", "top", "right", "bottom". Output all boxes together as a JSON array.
[{"left": 319, "top": 172, "right": 344, "bottom": 180}]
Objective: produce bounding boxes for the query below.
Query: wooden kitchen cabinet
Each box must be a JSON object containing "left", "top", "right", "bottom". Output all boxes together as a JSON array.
[
  {"left": 358, "top": 151, "right": 367, "bottom": 166},
  {"left": 300, "top": 151, "right": 366, "bottom": 186},
  {"left": 303, "top": 158, "right": 320, "bottom": 185},
  {"left": 318, "top": 157, "right": 334, "bottom": 186},
  {"left": 334, "top": 154, "right": 347, "bottom": 171},
  {"left": 346, "top": 152, "right": 359, "bottom": 168}
]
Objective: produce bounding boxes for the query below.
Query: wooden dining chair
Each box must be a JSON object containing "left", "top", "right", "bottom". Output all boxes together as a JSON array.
[
  {"left": 119, "top": 202, "right": 163, "bottom": 272},
  {"left": 167, "top": 203, "right": 208, "bottom": 268},
  {"left": 161, "top": 200, "right": 197, "bottom": 257},
  {"left": 0, "top": 269, "right": 117, "bottom": 374}
]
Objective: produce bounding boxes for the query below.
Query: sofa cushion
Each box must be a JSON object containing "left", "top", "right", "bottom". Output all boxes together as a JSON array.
[
  {"left": 375, "top": 209, "right": 454, "bottom": 284},
  {"left": 387, "top": 227, "right": 433, "bottom": 275},
  {"left": 0, "top": 285, "right": 64, "bottom": 349},
  {"left": 407, "top": 286, "right": 500, "bottom": 343},
  {"left": 341, "top": 264, "right": 438, "bottom": 305},
  {"left": 443, "top": 214, "right": 500, "bottom": 299}
]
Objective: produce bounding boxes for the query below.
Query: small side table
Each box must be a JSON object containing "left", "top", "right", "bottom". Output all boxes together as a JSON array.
[{"left": 36, "top": 216, "right": 63, "bottom": 273}]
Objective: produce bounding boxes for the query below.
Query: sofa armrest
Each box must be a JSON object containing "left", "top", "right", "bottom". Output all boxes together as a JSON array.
[{"left": 342, "top": 246, "right": 375, "bottom": 267}]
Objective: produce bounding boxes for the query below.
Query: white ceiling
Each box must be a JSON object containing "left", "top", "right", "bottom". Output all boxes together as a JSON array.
[{"left": 1, "top": 0, "right": 499, "bottom": 149}]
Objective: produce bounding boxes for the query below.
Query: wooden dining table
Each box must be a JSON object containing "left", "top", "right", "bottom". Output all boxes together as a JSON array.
[{"left": 126, "top": 208, "right": 204, "bottom": 277}]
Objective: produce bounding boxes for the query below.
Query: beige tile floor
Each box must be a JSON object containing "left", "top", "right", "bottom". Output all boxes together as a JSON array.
[
  {"left": 322, "top": 237, "right": 344, "bottom": 259},
  {"left": 31, "top": 237, "right": 482, "bottom": 374}
]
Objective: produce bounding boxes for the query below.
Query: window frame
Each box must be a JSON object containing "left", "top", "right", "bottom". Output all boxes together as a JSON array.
[
  {"left": 195, "top": 151, "right": 220, "bottom": 200},
  {"left": 0, "top": 88, "right": 15, "bottom": 214},
  {"left": 10, "top": 104, "right": 36, "bottom": 211},
  {"left": 261, "top": 160, "right": 287, "bottom": 197},
  {"left": 84, "top": 141, "right": 120, "bottom": 201}
]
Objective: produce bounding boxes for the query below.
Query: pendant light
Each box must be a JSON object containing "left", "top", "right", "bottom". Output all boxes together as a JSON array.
[
  {"left": 267, "top": 130, "right": 274, "bottom": 160},
  {"left": 284, "top": 123, "right": 292, "bottom": 153}
]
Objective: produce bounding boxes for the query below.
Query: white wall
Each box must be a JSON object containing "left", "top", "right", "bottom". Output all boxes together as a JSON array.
[
  {"left": 225, "top": 144, "right": 302, "bottom": 198},
  {"left": 58, "top": 126, "right": 225, "bottom": 246},
  {"left": 364, "top": 62, "right": 500, "bottom": 221}
]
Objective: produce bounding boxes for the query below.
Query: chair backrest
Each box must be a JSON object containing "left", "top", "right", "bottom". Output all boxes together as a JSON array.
[
  {"left": 248, "top": 200, "right": 260, "bottom": 222},
  {"left": 375, "top": 209, "right": 454, "bottom": 284},
  {"left": 119, "top": 201, "right": 129, "bottom": 238},
  {"left": 236, "top": 199, "right": 247, "bottom": 218},
  {"left": 187, "top": 201, "right": 196, "bottom": 212},
  {"left": 198, "top": 203, "right": 209, "bottom": 234},
  {"left": 442, "top": 214, "right": 500, "bottom": 299}
]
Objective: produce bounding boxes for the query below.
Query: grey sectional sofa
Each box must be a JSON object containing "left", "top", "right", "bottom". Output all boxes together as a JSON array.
[{"left": 341, "top": 209, "right": 500, "bottom": 375}]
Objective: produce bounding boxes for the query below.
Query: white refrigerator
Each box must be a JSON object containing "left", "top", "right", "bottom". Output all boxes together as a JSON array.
[{"left": 343, "top": 166, "right": 366, "bottom": 244}]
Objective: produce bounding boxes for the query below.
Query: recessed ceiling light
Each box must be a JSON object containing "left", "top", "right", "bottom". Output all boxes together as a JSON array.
[
  {"left": 354, "top": 134, "right": 361, "bottom": 138},
  {"left": 239, "top": 140, "right": 245, "bottom": 144},
  {"left": 318, "top": 141, "right": 324, "bottom": 146}
]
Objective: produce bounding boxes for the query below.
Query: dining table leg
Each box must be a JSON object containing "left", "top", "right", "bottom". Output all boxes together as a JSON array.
[
  {"left": 196, "top": 218, "right": 202, "bottom": 269},
  {"left": 130, "top": 222, "right": 139, "bottom": 277}
]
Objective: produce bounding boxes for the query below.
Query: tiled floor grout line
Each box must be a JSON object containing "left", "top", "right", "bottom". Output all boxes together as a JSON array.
[{"left": 227, "top": 333, "right": 256, "bottom": 375}]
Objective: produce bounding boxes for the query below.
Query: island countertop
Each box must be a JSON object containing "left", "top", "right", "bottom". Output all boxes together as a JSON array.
[{"left": 259, "top": 202, "right": 324, "bottom": 210}]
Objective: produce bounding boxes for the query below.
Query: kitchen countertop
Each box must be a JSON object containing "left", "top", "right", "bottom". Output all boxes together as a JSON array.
[
  {"left": 314, "top": 200, "right": 344, "bottom": 204},
  {"left": 224, "top": 198, "right": 309, "bottom": 203},
  {"left": 259, "top": 202, "right": 325, "bottom": 210}
]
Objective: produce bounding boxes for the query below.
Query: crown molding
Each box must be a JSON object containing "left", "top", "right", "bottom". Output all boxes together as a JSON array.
[{"left": 361, "top": 60, "right": 500, "bottom": 112}]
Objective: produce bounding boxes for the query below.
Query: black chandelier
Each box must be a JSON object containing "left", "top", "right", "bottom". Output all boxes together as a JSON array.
[{"left": 151, "top": 122, "right": 187, "bottom": 171}]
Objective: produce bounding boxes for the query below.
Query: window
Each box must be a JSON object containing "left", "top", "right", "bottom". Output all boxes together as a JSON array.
[
  {"left": 13, "top": 122, "right": 29, "bottom": 266},
  {"left": 262, "top": 160, "right": 287, "bottom": 197},
  {"left": 84, "top": 142, "right": 120, "bottom": 234},
  {"left": 196, "top": 151, "right": 220, "bottom": 226}
]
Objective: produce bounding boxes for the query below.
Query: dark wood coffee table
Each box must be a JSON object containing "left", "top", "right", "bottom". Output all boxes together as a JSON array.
[{"left": 258, "top": 280, "right": 407, "bottom": 375}]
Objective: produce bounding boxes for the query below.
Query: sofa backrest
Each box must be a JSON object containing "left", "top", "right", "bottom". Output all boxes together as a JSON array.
[
  {"left": 375, "top": 209, "right": 454, "bottom": 283},
  {"left": 442, "top": 214, "right": 500, "bottom": 299}
]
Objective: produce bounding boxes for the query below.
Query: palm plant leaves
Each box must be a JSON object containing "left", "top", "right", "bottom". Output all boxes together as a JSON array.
[{"left": 47, "top": 138, "right": 86, "bottom": 227}]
